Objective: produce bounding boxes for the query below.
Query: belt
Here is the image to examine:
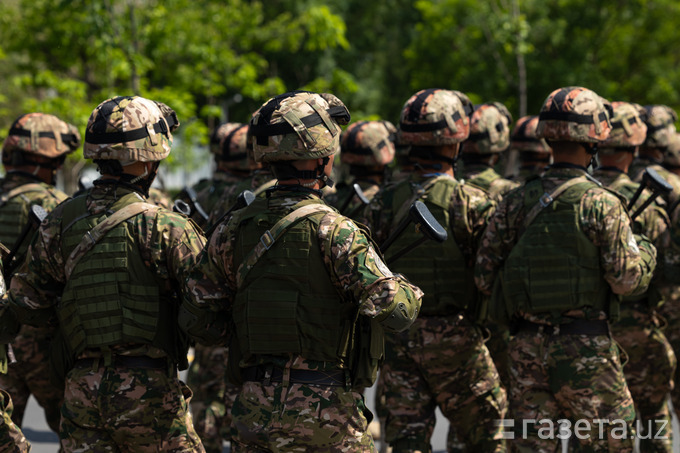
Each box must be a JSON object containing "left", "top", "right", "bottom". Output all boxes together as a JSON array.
[
  {"left": 242, "top": 365, "right": 348, "bottom": 387},
  {"left": 74, "top": 355, "right": 171, "bottom": 370},
  {"left": 517, "top": 319, "right": 609, "bottom": 336}
]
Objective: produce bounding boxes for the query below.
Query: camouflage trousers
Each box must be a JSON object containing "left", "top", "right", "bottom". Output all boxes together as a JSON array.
[
  {"left": 657, "top": 290, "right": 680, "bottom": 421},
  {"left": 0, "top": 389, "right": 30, "bottom": 453},
  {"left": 0, "top": 324, "right": 63, "bottom": 433},
  {"left": 379, "top": 314, "right": 507, "bottom": 453},
  {"left": 187, "top": 344, "right": 240, "bottom": 453},
  {"left": 611, "top": 305, "right": 676, "bottom": 453},
  {"left": 231, "top": 380, "right": 375, "bottom": 452},
  {"left": 508, "top": 329, "right": 636, "bottom": 453},
  {"left": 60, "top": 361, "right": 205, "bottom": 452}
]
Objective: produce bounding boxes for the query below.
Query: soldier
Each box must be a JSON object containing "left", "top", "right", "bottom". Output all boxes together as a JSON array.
[
  {"left": 364, "top": 88, "right": 506, "bottom": 452},
  {"left": 181, "top": 90, "right": 423, "bottom": 452},
  {"left": 325, "top": 120, "right": 396, "bottom": 217},
  {"left": 458, "top": 102, "right": 519, "bottom": 201},
  {"left": 629, "top": 104, "right": 680, "bottom": 208},
  {"left": 508, "top": 115, "right": 553, "bottom": 183},
  {"left": 178, "top": 122, "right": 254, "bottom": 229},
  {"left": 0, "top": 259, "right": 30, "bottom": 453},
  {"left": 147, "top": 186, "right": 173, "bottom": 209},
  {"left": 476, "top": 86, "right": 657, "bottom": 452},
  {"left": 0, "top": 112, "right": 80, "bottom": 434},
  {"left": 4, "top": 96, "right": 205, "bottom": 452},
  {"left": 592, "top": 101, "right": 675, "bottom": 452}
]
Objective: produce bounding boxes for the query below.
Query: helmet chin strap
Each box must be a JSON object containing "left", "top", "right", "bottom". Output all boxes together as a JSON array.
[{"left": 316, "top": 156, "right": 334, "bottom": 188}]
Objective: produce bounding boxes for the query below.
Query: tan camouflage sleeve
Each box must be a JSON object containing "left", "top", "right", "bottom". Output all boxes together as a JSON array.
[
  {"left": 452, "top": 183, "right": 497, "bottom": 263},
  {"left": 317, "top": 212, "right": 423, "bottom": 332},
  {"left": 580, "top": 189, "right": 656, "bottom": 296}
]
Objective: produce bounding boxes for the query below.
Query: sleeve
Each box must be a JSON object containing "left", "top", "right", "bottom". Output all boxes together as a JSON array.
[
  {"left": 580, "top": 189, "right": 656, "bottom": 296},
  {"left": 451, "top": 184, "right": 497, "bottom": 262},
  {"left": 318, "top": 213, "right": 423, "bottom": 333}
]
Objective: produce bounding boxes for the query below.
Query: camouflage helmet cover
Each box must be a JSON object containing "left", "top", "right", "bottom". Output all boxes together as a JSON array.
[
  {"left": 2, "top": 112, "right": 81, "bottom": 164},
  {"left": 340, "top": 120, "right": 397, "bottom": 166},
  {"left": 398, "top": 88, "right": 473, "bottom": 146},
  {"left": 643, "top": 104, "right": 677, "bottom": 148},
  {"left": 510, "top": 115, "right": 552, "bottom": 156},
  {"left": 599, "top": 102, "right": 647, "bottom": 150},
  {"left": 461, "top": 102, "right": 513, "bottom": 154},
  {"left": 250, "top": 91, "right": 350, "bottom": 163},
  {"left": 664, "top": 132, "right": 680, "bottom": 168},
  {"left": 536, "top": 86, "right": 612, "bottom": 143},
  {"left": 211, "top": 122, "right": 257, "bottom": 171},
  {"left": 83, "top": 96, "right": 179, "bottom": 162}
]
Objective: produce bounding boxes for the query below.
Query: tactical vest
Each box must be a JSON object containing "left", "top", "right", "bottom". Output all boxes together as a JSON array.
[
  {"left": 467, "top": 167, "right": 501, "bottom": 193},
  {"left": 383, "top": 176, "right": 472, "bottom": 316},
  {"left": 57, "top": 192, "right": 189, "bottom": 368},
  {"left": 500, "top": 178, "right": 611, "bottom": 319},
  {"left": 231, "top": 197, "right": 358, "bottom": 367},
  {"left": 0, "top": 183, "right": 63, "bottom": 254}
]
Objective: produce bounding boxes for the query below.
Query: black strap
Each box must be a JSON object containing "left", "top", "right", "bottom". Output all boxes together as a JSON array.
[
  {"left": 407, "top": 88, "right": 438, "bottom": 123},
  {"left": 8, "top": 128, "right": 79, "bottom": 145},
  {"left": 539, "top": 110, "right": 608, "bottom": 125},
  {"left": 344, "top": 120, "right": 367, "bottom": 151},
  {"left": 85, "top": 114, "right": 178, "bottom": 145},
  {"left": 400, "top": 111, "right": 465, "bottom": 133},
  {"left": 251, "top": 106, "right": 349, "bottom": 145},
  {"left": 221, "top": 125, "right": 247, "bottom": 161},
  {"left": 516, "top": 318, "right": 609, "bottom": 336},
  {"left": 242, "top": 365, "right": 348, "bottom": 387}
]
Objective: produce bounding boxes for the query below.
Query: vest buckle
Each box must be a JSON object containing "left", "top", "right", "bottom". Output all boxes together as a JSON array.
[
  {"left": 539, "top": 192, "right": 553, "bottom": 208},
  {"left": 260, "top": 230, "right": 275, "bottom": 250}
]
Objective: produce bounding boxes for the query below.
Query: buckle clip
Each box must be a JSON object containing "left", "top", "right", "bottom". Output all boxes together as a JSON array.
[
  {"left": 539, "top": 193, "right": 553, "bottom": 208},
  {"left": 260, "top": 230, "right": 275, "bottom": 250}
]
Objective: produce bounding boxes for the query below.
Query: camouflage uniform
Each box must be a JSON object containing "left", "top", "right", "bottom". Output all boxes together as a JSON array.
[
  {"left": 147, "top": 186, "right": 173, "bottom": 209},
  {"left": 363, "top": 89, "right": 506, "bottom": 453},
  {"left": 0, "top": 112, "right": 81, "bottom": 434},
  {"left": 475, "top": 87, "right": 656, "bottom": 453},
  {"left": 507, "top": 115, "right": 553, "bottom": 184},
  {"left": 6, "top": 96, "right": 205, "bottom": 452},
  {"left": 181, "top": 91, "right": 423, "bottom": 453}
]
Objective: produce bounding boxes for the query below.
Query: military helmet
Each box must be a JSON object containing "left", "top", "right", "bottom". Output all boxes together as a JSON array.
[
  {"left": 250, "top": 91, "right": 350, "bottom": 163},
  {"left": 536, "top": 86, "right": 612, "bottom": 143},
  {"left": 398, "top": 88, "right": 473, "bottom": 146},
  {"left": 2, "top": 112, "right": 81, "bottom": 165},
  {"left": 643, "top": 104, "right": 677, "bottom": 148},
  {"left": 461, "top": 102, "right": 512, "bottom": 154},
  {"left": 83, "top": 96, "right": 179, "bottom": 163},
  {"left": 210, "top": 122, "right": 256, "bottom": 171},
  {"left": 664, "top": 132, "right": 680, "bottom": 168},
  {"left": 340, "top": 120, "right": 396, "bottom": 167},
  {"left": 510, "top": 115, "right": 552, "bottom": 156},
  {"left": 599, "top": 102, "right": 647, "bottom": 151}
]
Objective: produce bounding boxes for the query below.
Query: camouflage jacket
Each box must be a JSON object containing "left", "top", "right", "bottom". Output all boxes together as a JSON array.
[
  {"left": 205, "top": 170, "right": 275, "bottom": 228},
  {"left": 629, "top": 158, "right": 680, "bottom": 210},
  {"left": 183, "top": 187, "right": 423, "bottom": 356},
  {"left": 178, "top": 171, "right": 245, "bottom": 228},
  {"left": 148, "top": 187, "right": 172, "bottom": 210},
  {"left": 461, "top": 164, "right": 520, "bottom": 203},
  {"left": 0, "top": 172, "right": 69, "bottom": 258},
  {"left": 7, "top": 183, "right": 206, "bottom": 358},
  {"left": 475, "top": 166, "right": 657, "bottom": 323},
  {"left": 324, "top": 179, "right": 380, "bottom": 219}
]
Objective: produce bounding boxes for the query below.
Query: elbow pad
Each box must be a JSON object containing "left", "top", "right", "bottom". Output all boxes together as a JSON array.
[{"left": 378, "top": 297, "right": 419, "bottom": 333}]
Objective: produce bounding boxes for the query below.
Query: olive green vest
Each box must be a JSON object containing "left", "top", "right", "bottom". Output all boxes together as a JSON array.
[
  {"left": 467, "top": 167, "right": 501, "bottom": 193},
  {"left": 0, "top": 183, "right": 62, "bottom": 255},
  {"left": 500, "top": 178, "right": 612, "bottom": 320},
  {"left": 57, "top": 192, "right": 189, "bottom": 368},
  {"left": 383, "top": 176, "right": 472, "bottom": 316},
  {"left": 231, "top": 198, "right": 359, "bottom": 364}
]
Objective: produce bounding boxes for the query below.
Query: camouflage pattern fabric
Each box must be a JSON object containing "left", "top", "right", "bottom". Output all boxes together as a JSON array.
[
  {"left": 364, "top": 172, "right": 506, "bottom": 452},
  {"left": 205, "top": 169, "right": 275, "bottom": 229},
  {"left": 475, "top": 165, "right": 657, "bottom": 451},
  {"left": 0, "top": 172, "right": 69, "bottom": 434},
  {"left": 510, "top": 165, "right": 549, "bottom": 184},
  {"left": 0, "top": 389, "right": 30, "bottom": 453},
  {"left": 185, "top": 344, "right": 240, "bottom": 453},
  {"left": 178, "top": 172, "right": 244, "bottom": 229},
  {"left": 629, "top": 160, "right": 680, "bottom": 210},
  {"left": 2, "top": 112, "right": 80, "bottom": 161},
  {"left": 7, "top": 183, "right": 206, "bottom": 452},
  {"left": 661, "top": 203, "right": 680, "bottom": 422},
  {"left": 324, "top": 179, "right": 381, "bottom": 219},
  {"left": 381, "top": 315, "right": 507, "bottom": 452},
  {"left": 148, "top": 187, "right": 172, "bottom": 210},
  {"left": 460, "top": 165, "right": 520, "bottom": 203},
  {"left": 60, "top": 363, "right": 204, "bottom": 452},
  {"left": 184, "top": 188, "right": 423, "bottom": 452}
]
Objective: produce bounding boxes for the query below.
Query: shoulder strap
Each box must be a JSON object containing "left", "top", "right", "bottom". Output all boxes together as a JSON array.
[
  {"left": 236, "top": 203, "right": 336, "bottom": 288},
  {"left": 0, "top": 183, "right": 47, "bottom": 207},
  {"left": 253, "top": 179, "right": 277, "bottom": 196},
  {"left": 64, "top": 202, "right": 159, "bottom": 279},
  {"left": 392, "top": 175, "right": 452, "bottom": 229},
  {"left": 523, "top": 175, "right": 595, "bottom": 229}
]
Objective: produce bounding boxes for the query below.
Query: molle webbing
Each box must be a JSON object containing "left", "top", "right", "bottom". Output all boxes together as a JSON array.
[
  {"left": 501, "top": 178, "right": 610, "bottom": 317},
  {"left": 0, "top": 183, "right": 58, "bottom": 253},
  {"left": 467, "top": 168, "right": 501, "bottom": 193}
]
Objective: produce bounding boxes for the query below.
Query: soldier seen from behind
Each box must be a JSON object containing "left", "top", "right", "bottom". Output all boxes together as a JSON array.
[
  {"left": 326, "top": 120, "right": 397, "bottom": 218},
  {"left": 593, "top": 101, "right": 675, "bottom": 452},
  {"left": 364, "top": 88, "right": 507, "bottom": 452},
  {"left": 181, "top": 90, "right": 423, "bottom": 452},
  {"left": 4, "top": 96, "right": 206, "bottom": 452},
  {"left": 476, "top": 86, "right": 657, "bottom": 452},
  {"left": 508, "top": 115, "right": 553, "bottom": 183},
  {"left": 0, "top": 112, "right": 80, "bottom": 436}
]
